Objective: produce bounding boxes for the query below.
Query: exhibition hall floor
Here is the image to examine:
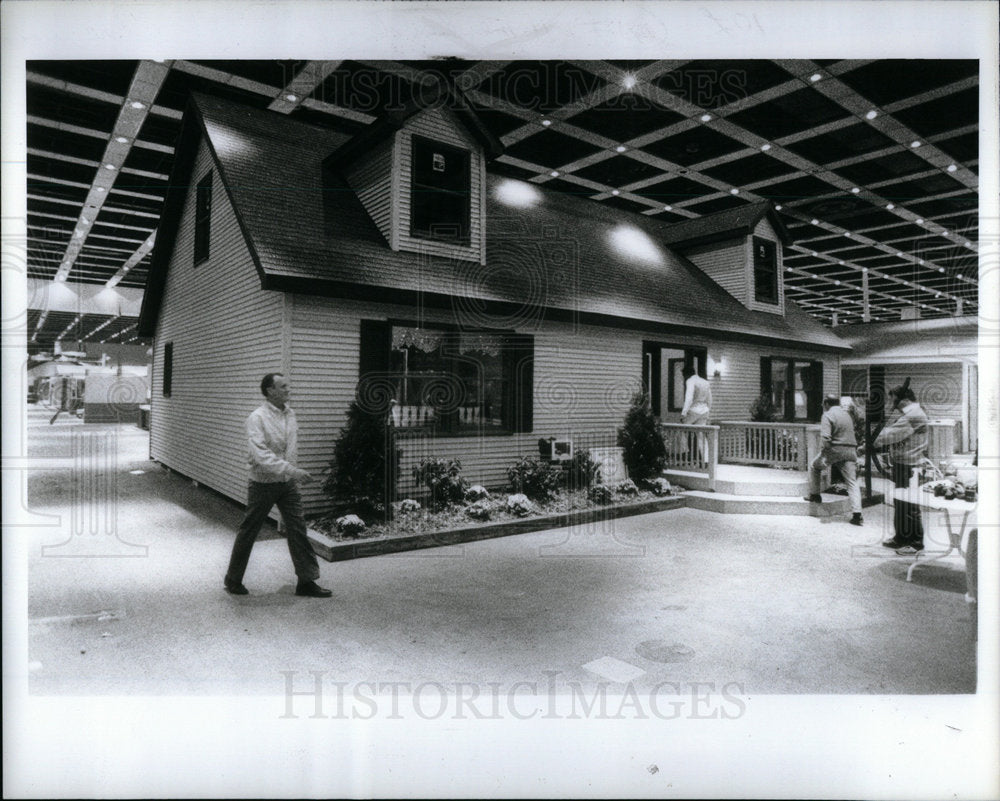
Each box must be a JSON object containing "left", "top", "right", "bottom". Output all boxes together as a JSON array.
[{"left": 18, "top": 409, "right": 976, "bottom": 696}]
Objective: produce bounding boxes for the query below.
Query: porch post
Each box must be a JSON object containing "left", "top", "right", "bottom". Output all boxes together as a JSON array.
[
  {"left": 707, "top": 425, "right": 719, "bottom": 490},
  {"left": 803, "top": 424, "right": 821, "bottom": 472}
]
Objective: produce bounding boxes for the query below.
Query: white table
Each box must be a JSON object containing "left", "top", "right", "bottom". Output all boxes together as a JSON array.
[{"left": 891, "top": 488, "right": 977, "bottom": 582}]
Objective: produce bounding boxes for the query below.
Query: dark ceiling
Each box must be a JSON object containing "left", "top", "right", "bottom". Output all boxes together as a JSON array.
[{"left": 25, "top": 59, "right": 979, "bottom": 351}]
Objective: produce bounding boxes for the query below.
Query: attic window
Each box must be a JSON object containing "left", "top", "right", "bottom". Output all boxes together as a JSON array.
[
  {"left": 194, "top": 171, "right": 213, "bottom": 265},
  {"left": 753, "top": 236, "right": 778, "bottom": 304},
  {"left": 410, "top": 136, "right": 470, "bottom": 244}
]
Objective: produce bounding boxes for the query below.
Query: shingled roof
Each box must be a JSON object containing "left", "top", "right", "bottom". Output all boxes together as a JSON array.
[{"left": 139, "top": 93, "right": 848, "bottom": 352}]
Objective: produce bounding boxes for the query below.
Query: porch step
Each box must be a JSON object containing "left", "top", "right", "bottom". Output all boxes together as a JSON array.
[
  {"left": 680, "top": 490, "right": 884, "bottom": 517},
  {"left": 663, "top": 468, "right": 809, "bottom": 496}
]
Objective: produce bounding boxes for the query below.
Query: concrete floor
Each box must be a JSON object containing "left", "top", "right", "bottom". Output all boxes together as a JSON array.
[{"left": 21, "top": 408, "right": 977, "bottom": 696}]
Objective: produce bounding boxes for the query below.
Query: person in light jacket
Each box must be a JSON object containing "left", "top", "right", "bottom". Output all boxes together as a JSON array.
[
  {"left": 874, "top": 384, "right": 929, "bottom": 552},
  {"left": 804, "top": 396, "right": 862, "bottom": 525},
  {"left": 224, "top": 373, "right": 332, "bottom": 597},
  {"left": 681, "top": 365, "right": 712, "bottom": 464}
]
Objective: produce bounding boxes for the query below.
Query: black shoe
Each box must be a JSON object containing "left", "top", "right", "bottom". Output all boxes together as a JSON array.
[
  {"left": 295, "top": 581, "right": 332, "bottom": 598},
  {"left": 224, "top": 579, "right": 249, "bottom": 595},
  {"left": 849, "top": 513, "right": 863, "bottom": 526},
  {"left": 804, "top": 493, "right": 822, "bottom": 503},
  {"left": 881, "top": 538, "right": 907, "bottom": 549},
  {"left": 895, "top": 543, "right": 925, "bottom": 554}
]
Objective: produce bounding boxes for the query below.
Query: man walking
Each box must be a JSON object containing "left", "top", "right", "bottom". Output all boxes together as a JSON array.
[
  {"left": 804, "top": 395, "right": 862, "bottom": 525},
  {"left": 224, "top": 373, "right": 332, "bottom": 597},
  {"left": 874, "top": 384, "right": 928, "bottom": 552}
]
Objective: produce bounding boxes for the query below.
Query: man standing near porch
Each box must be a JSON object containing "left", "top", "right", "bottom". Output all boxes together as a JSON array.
[
  {"left": 805, "top": 396, "right": 862, "bottom": 525},
  {"left": 224, "top": 373, "right": 332, "bottom": 598},
  {"left": 681, "top": 365, "right": 712, "bottom": 464},
  {"left": 874, "top": 384, "right": 928, "bottom": 553}
]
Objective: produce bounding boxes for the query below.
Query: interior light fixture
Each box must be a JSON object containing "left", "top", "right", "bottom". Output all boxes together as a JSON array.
[
  {"left": 760, "top": 143, "right": 771, "bottom": 152},
  {"left": 865, "top": 110, "right": 878, "bottom": 120},
  {"left": 285, "top": 93, "right": 298, "bottom": 102},
  {"left": 611, "top": 189, "right": 620, "bottom": 196},
  {"left": 115, "top": 136, "right": 129, "bottom": 144},
  {"left": 811, "top": 219, "right": 819, "bottom": 225},
  {"left": 809, "top": 73, "right": 822, "bottom": 82},
  {"left": 910, "top": 141, "right": 921, "bottom": 148},
  {"left": 622, "top": 73, "right": 637, "bottom": 91},
  {"left": 104, "top": 163, "right": 117, "bottom": 170},
  {"left": 549, "top": 171, "right": 559, "bottom": 178},
  {"left": 851, "top": 187, "right": 860, "bottom": 194},
  {"left": 129, "top": 101, "right": 145, "bottom": 110},
  {"left": 916, "top": 218, "right": 923, "bottom": 224},
  {"left": 699, "top": 114, "right": 712, "bottom": 122},
  {"left": 730, "top": 188, "right": 739, "bottom": 195},
  {"left": 775, "top": 204, "right": 782, "bottom": 210},
  {"left": 96, "top": 187, "right": 106, "bottom": 193},
  {"left": 541, "top": 119, "right": 552, "bottom": 127},
  {"left": 947, "top": 164, "right": 957, "bottom": 172},
  {"left": 886, "top": 203, "right": 894, "bottom": 210},
  {"left": 663, "top": 205, "right": 672, "bottom": 211}
]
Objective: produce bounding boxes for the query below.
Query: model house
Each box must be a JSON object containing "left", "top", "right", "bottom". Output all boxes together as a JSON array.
[{"left": 138, "top": 90, "right": 851, "bottom": 514}]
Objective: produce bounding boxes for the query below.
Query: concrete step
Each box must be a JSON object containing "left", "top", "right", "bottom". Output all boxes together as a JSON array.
[
  {"left": 680, "top": 490, "right": 883, "bottom": 517},
  {"left": 664, "top": 468, "right": 808, "bottom": 496}
]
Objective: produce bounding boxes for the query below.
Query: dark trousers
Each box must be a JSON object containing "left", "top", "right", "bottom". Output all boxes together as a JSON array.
[
  {"left": 226, "top": 480, "right": 319, "bottom": 584},
  {"left": 891, "top": 462, "right": 924, "bottom": 545}
]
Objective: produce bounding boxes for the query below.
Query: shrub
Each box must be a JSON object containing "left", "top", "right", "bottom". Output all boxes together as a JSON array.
[
  {"left": 643, "top": 477, "right": 673, "bottom": 496},
  {"left": 465, "top": 485, "right": 491, "bottom": 502},
  {"left": 617, "top": 392, "right": 666, "bottom": 481},
  {"left": 507, "top": 456, "right": 562, "bottom": 502},
  {"left": 398, "top": 498, "right": 421, "bottom": 513},
  {"left": 566, "top": 449, "right": 600, "bottom": 492},
  {"left": 465, "top": 501, "right": 491, "bottom": 521},
  {"left": 335, "top": 514, "right": 367, "bottom": 538},
  {"left": 588, "top": 484, "right": 614, "bottom": 505},
  {"left": 749, "top": 394, "right": 777, "bottom": 422},
  {"left": 505, "top": 493, "right": 537, "bottom": 517},
  {"left": 615, "top": 478, "right": 639, "bottom": 495},
  {"left": 324, "top": 399, "right": 398, "bottom": 522},
  {"left": 413, "top": 458, "right": 468, "bottom": 510}
]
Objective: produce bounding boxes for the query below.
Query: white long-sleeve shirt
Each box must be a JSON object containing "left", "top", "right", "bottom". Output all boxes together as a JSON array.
[
  {"left": 682, "top": 374, "right": 712, "bottom": 418},
  {"left": 246, "top": 400, "right": 298, "bottom": 483}
]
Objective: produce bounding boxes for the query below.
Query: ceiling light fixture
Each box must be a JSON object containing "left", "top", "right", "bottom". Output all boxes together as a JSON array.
[
  {"left": 615, "top": 145, "right": 627, "bottom": 153},
  {"left": 886, "top": 203, "right": 894, "bottom": 210},
  {"left": 541, "top": 119, "right": 552, "bottom": 127},
  {"left": 115, "top": 136, "right": 129, "bottom": 144},
  {"left": 730, "top": 188, "right": 739, "bottom": 195},
  {"left": 129, "top": 101, "right": 145, "bottom": 110},
  {"left": 910, "top": 140, "right": 921, "bottom": 148},
  {"left": 622, "top": 73, "right": 637, "bottom": 91},
  {"left": 761, "top": 143, "right": 771, "bottom": 152},
  {"left": 809, "top": 73, "right": 822, "bottom": 82},
  {"left": 775, "top": 204, "right": 782, "bottom": 211},
  {"left": 865, "top": 110, "right": 878, "bottom": 120},
  {"left": 811, "top": 219, "right": 819, "bottom": 225},
  {"left": 104, "top": 163, "right": 116, "bottom": 170},
  {"left": 699, "top": 114, "right": 712, "bottom": 123},
  {"left": 947, "top": 164, "right": 957, "bottom": 172},
  {"left": 549, "top": 171, "right": 559, "bottom": 178},
  {"left": 663, "top": 205, "right": 672, "bottom": 211},
  {"left": 96, "top": 187, "right": 106, "bottom": 193},
  {"left": 611, "top": 190, "right": 620, "bottom": 196},
  {"left": 851, "top": 187, "right": 860, "bottom": 194},
  {"left": 285, "top": 93, "right": 298, "bottom": 102}
]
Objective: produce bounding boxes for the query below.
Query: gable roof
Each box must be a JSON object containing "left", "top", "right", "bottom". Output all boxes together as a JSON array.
[
  {"left": 662, "top": 200, "right": 791, "bottom": 248},
  {"left": 139, "top": 93, "right": 848, "bottom": 352}
]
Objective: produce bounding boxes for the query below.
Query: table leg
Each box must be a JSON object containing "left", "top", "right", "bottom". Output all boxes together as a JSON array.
[{"left": 906, "top": 510, "right": 969, "bottom": 582}]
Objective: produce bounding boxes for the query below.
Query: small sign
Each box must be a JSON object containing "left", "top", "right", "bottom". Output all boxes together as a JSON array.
[
  {"left": 432, "top": 153, "right": 446, "bottom": 172},
  {"left": 591, "top": 446, "right": 627, "bottom": 484},
  {"left": 551, "top": 438, "right": 573, "bottom": 462}
]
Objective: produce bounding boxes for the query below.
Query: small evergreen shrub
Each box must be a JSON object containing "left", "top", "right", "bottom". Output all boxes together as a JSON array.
[
  {"left": 324, "top": 399, "right": 399, "bottom": 523},
  {"left": 588, "top": 484, "right": 614, "bottom": 505},
  {"left": 615, "top": 478, "right": 639, "bottom": 495},
  {"left": 465, "top": 501, "right": 491, "bottom": 521},
  {"left": 398, "top": 499, "right": 421, "bottom": 513},
  {"left": 507, "top": 456, "right": 562, "bottom": 502},
  {"left": 617, "top": 392, "right": 667, "bottom": 481},
  {"left": 413, "top": 458, "right": 468, "bottom": 510},
  {"left": 749, "top": 394, "right": 777, "bottom": 422},
  {"left": 465, "top": 485, "right": 491, "bottom": 502},
  {"left": 505, "top": 493, "right": 537, "bottom": 516},
  {"left": 335, "top": 514, "right": 367, "bottom": 538},
  {"left": 566, "top": 449, "right": 600, "bottom": 492},
  {"left": 643, "top": 477, "right": 673, "bottom": 496}
]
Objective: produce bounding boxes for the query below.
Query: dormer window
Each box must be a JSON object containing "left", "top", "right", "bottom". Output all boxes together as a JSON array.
[
  {"left": 410, "top": 136, "right": 471, "bottom": 244},
  {"left": 753, "top": 236, "right": 778, "bottom": 304}
]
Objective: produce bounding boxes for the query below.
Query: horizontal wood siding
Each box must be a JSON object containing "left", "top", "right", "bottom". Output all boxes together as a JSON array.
[
  {"left": 748, "top": 217, "right": 784, "bottom": 315},
  {"left": 289, "top": 298, "right": 841, "bottom": 514},
  {"left": 394, "top": 106, "right": 485, "bottom": 264},
  {"left": 682, "top": 238, "right": 747, "bottom": 304},
  {"left": 343, "top": 138, "right": 394, "bottom": 246},
  {"left": 150, "top": 139, "right": 284, "bottom": 506}
]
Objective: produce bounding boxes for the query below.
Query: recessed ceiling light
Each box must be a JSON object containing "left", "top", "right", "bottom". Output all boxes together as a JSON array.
[
  {"left": 622, "top": 73, "right": 637, "bottom": 91},
  {"left": 865, "top": 110, "right": 878, "bottom": 120},
  {"left": 541, "top": 119, "right": 552, "bottom": 127},
  {"left": 835, "top": 280, "right": 841, "bottom": 285},
  {"left": 839, "top": 261, "right": 845, "bottom": 265},
  {"left": 615, "top": 145, "right": 627, "bottom": 153},
  {"left": 844, "top": 232, "right": 852, "bottom": 238},
  {"left": 910, "top": 140, "right": 921, "bottom": 148},
  {"left": 809, "top": 73, "right": 822, "bottom": 82},
  {"left": 916, "top": 218, "right": 923, "bottom": 225},
  {"left": 104, "top": 163, "right": 116, "bottom": 170},
  {"left": 81, "top": 218, "right": 90, "bottom": 225},
  {"left": 938, "top": 267, "right": 945, "bottom": 273},
  {"left": 95, "top": 186, "right": 106, "bottom": 193},
  {"left": 775, "top": 204, "right": 782, "bottom": 211},
  {"left": 285, "top": 93, "right": 298, "bottom": 102},
  {"left": 129, "top": 101, "right": 145, "bottom": 110},
  {"left": 947, "top": 164, "right": 957, "bottom": 172},
  {"left": 549, "top": 171, "right": 559, "bottom": 178},
  {"left": 886, "top": 203, "right": 894, "bottom": 210},
  {"left": 917, "top": 259, "right": 924, "bottom": 265},
  {"left": 115, "top": 136, "right": 129, "bottom": 144},
  {"left": 760, "top": 143, "right": 771, "bottom": 152},
  {"left": 811, "top": 219, "right": 819, "bottom": 225},
  {"left": 851, "top": 187, "right": 860, "bottom": 194},
  {"left": 663, "top": 205, "right": 672, "bottom": 211},
  {"left": 965, "top": 241, "right": 973, "bottom": 248},
  {"left": 957, "top": 274, "right": 963, "bottom": 280},
  {"left": 611, "top": 189, "right": 620, "bottom": 196},
  {"left": 730, "top": 188, "right": 739, "bottom": 195},
  {"left": 699, "top": 114, "right": 712, "bottom": 122}
]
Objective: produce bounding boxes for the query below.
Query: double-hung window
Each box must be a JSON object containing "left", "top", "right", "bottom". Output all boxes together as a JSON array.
[
  {"left": 410, "top": 137, "right": 471, "bottom": 244},
  {"left": 761, "top": 357, "right": 822, "bottom": 421}
]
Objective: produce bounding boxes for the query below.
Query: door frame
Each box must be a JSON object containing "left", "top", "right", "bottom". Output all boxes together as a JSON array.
[{"left": 642, "top": 342, "right": 708, "bottom": 418}]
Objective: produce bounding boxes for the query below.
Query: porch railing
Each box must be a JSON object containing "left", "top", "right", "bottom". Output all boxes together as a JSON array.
[
  {"left": 716, "top": 421, "right": 820, "bottom": 471},
  {"left": 659, "top": 423, "right": 719, "bottom": 484}
]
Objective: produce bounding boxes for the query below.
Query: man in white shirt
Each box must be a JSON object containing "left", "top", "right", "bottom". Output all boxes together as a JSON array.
[
  {"left": 224, "top": 373, "right": 331, "bottom": 598},
  {"left": 681, "top": 365, "right": 712, "bottom": 463}
]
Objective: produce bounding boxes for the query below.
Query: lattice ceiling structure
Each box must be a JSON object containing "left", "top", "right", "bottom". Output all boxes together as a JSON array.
[{"left": 25, "top": 59, "right": 979, "bottom": 352}]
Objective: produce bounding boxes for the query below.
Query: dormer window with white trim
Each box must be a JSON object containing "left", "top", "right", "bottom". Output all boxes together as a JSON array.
[
  {"left": 410, "top": 136, "right": 471, "bottom": 244},
  {"left": 753, "top": 236, "right": 779, "bottom": 304}
]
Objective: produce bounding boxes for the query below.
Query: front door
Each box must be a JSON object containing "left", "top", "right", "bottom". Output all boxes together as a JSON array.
[{"left": 642, "top": 342, "right": 708, "bottom": 420}]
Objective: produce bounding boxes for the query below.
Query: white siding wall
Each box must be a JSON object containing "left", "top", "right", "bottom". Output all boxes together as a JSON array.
[
  {"left": 343, "top": 137, "right": 395, "bottom": 245},
  {"left": 682, "top": 238, "right": 747, "bottom": 303},
  {"left": 289, "top": 292, "right": 842, "bottom": 514},
  {"left": 150, "top": 139, "right": 285, "bottom": 505},
  {"left": 393, "top": 106, "right": 486, "bottom": 264}
]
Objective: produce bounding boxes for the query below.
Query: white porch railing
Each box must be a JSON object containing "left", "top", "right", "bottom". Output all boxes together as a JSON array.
[
  {"left": 659, "top": 423, "right": 719, "bottom": 484},
  {"left": 716, "top": 421, "right": 821, "bottom": 471}
]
